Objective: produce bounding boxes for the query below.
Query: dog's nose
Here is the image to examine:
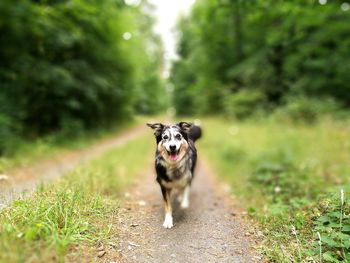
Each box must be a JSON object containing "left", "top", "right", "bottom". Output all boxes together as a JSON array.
[{"left": 169, "top": 145, "right": 176, "bottom": 152}]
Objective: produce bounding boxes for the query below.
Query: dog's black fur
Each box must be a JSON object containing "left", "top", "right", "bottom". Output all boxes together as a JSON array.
[{"left": 147, "top": 122, "right": 201, "bottom": 228}]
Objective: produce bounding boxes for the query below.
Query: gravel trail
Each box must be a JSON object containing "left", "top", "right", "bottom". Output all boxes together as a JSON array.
[
  {"left": 0, "top": 125, "right": 146, "bottom": 206},
  {"left": 109, "top": 159, "right": 264, "bottom": 263}
]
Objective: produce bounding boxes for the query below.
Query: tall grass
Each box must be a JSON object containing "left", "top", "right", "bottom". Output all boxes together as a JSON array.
[
  {"left": 198, "top": 117, "right": 350, "bottom": 261},
  {"left": 0, "top": 134, "right": 153, "bottom": 262}
]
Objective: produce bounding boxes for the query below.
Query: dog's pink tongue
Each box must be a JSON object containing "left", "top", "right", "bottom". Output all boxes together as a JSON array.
[{"left": 170, "top": 153, "right": 177, "bottom": 161}]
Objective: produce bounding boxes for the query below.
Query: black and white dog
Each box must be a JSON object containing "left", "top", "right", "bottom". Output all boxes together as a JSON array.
[{"left": 147, "top": 122, "right": 202, "bottom": 228}]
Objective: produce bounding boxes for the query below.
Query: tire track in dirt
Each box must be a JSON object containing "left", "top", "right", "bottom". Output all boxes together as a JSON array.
[
  {"left": 0, "top": 124, "right": 147, "bottom": 207},
  {"left": 104, "top": 159, "right": 264, "bottom": 263}
]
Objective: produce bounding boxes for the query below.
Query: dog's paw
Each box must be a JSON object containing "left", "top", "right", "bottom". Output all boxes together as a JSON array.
[
  {"left": 163, "top": 214, "right": 173, "bottom": 229},
  {"left": 180, "top": 200, "right": 189, "bottom": 209}
]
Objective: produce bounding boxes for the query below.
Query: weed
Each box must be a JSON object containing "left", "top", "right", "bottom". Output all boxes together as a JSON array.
[{"left": 312, "top": 189, "right": 350, "bottom": 262}]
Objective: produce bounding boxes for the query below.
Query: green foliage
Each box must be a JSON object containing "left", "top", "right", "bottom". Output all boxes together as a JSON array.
[
  {"left": 273, "top": 96, "right": 342, "bottom": 123},
  {"left": 251, "top": 147, "right": 322, "bottom": 203},
  {"left": 223, "top": 90, "right": 265, "bottom": 119},
  {"left": 220, "top": 144, "right": 246, "bottom": 164},
  {"left": 2, "top": 190, "right": 107, "bottom": 252},
  {"left": 171, "top": 0, "right": 350, "bottom": 116},
  {"left": 0, "top": 0, "right": 164, "bottom": 155},
  {"left": 312, "top": 190, "right": 350, "bottom": 262},
  {"left": 171, "top": 60, "right": 197, "bottom": 116},
  {"left": 199, "top": 117, "right": 350, "bottom": 261}
]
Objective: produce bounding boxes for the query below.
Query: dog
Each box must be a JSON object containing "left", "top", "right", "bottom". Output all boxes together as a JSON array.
[{"left": 147, "top": 122, "right": 201, "bottom": 228}]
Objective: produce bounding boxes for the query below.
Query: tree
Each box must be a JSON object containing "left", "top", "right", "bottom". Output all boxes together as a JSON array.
[
  {"left": 0, "top": 0, "right": 165, "bottom": 154},
  {"left": 171, "top": 0, "right": 350, "bottom": 117}
]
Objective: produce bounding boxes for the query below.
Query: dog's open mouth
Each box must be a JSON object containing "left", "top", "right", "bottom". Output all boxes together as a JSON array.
[{"left": 167, "top": 150, "right": 180, "bottom": 161}]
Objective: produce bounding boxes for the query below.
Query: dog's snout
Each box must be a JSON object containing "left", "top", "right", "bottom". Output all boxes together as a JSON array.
[{"left": 169, "top": 145, "right": 176, "bottom": 152}]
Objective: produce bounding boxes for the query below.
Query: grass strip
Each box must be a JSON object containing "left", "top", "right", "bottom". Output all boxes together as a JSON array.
[
  {"left": 0, "top": 115, "right": 152, "bottom": 172},
  {"left": 0, "top": 133, "right": 153, "bottom": 262},
  {"left": 197, "top": 117, "right": 350, "bottom": 262}
]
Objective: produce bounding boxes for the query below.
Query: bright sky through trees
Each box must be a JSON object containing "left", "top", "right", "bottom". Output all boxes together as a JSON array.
[{"left": 148, "top": 0, "right": 195, "bottom": 77}]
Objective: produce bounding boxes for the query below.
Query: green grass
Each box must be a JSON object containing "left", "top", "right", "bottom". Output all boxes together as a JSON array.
[
  {"left": 0, "top": 115, "right": 150, "bottom": 172},
  {"left": 197, "top": 117, "right": 350, "bottom": 262},
  {"left": 0, "top": 133, "right": 153, "bottom": 262}
]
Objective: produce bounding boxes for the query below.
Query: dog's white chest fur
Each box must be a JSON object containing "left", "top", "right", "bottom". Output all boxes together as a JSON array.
[
  {"left": 161, "top": 156, "right": 192, "bottom": 189},
  {"left": 161, "top": 171, "right": 191, "bottom": 189}
]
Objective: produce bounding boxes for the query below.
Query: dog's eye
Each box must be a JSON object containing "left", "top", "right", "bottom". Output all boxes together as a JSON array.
[
  {"left": 175, "top": 134, "right": 182, "bottom": 140},
  {"left": 163, "top": 135, "right": 169, "bottom": 140}
]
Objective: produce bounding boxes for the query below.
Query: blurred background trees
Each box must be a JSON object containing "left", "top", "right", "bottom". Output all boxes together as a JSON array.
[
  {"left": 171, "top": 0, "right": 350, "bottom": 118},
  {"left": 1, "top": 0, "right": 350, "bottom": 154},
  {"left": 0, "top": 0, "right": 165, "bottom": 154}
]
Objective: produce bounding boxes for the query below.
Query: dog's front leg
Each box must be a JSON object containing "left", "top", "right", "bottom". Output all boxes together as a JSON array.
[
  {"left": 161, "top": 186, "right": 173, "bottom": 229},
  {"left": 180, "top": 185, "right": 190, "bottom": 209}
]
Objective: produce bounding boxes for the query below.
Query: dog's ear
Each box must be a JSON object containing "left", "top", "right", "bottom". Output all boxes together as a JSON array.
[
  {"left": 177, "top": 122, "right": 192, "bottom": 133},
  {"left": 147, "top": 123, "right": 164, "bottom": 136}
]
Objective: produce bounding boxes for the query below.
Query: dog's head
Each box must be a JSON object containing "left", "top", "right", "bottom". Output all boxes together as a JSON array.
[{"left": 147, "top": 122, "right": 192, "bottom": 163}]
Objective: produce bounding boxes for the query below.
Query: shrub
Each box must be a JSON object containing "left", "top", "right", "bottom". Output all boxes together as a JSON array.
[
  {"left": 273, "top": 96, "right": 341, "bottom": 123},
  {"left": 223, "top": 90, "right": 266, "bottom": 119}
]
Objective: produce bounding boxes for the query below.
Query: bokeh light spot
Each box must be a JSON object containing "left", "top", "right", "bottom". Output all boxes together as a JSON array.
[
  {"left": 122, "top": 32, "right": 132, "bottom": 40},
  {"left": 124, "top": 0, "right": 141, "bottom": 6},
  {"left": 341, "top": 2, "right": 350, "bottom": 11}
]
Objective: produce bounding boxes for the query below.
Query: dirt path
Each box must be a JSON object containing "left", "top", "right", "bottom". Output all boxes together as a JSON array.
[
  {"left": 1, "top": 122, "right": 264, "bottom": 262},
  {"left": 0, "top": 124, "right": 147, "bottom": 207},
  {"left": 105, "top": 159, "right": 264, "bottom": 263}
]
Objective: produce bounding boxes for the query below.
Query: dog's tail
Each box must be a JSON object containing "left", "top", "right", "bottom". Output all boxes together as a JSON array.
[{"left": 189, "top": 125, "right": 202, "bottom": 142}]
